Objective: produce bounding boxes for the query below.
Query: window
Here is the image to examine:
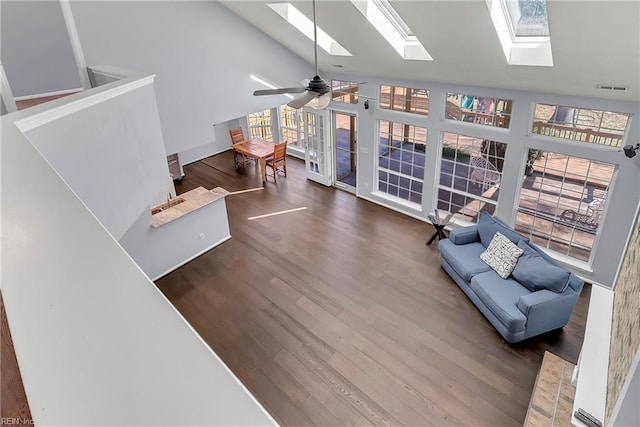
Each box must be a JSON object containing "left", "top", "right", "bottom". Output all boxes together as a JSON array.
[
  {"left": 377, "top": 120, "right": 426, "bottom": 205},
  {"left": 331, "top": 80, "right": 359, "bottom": 104},
  {"left": 379, "top": 85, "right": 429, "bottom": 116},
  {"left": 532, "top": 104, "right": 630, "bottom": 148},
  {"left": 349, "top": 0, "right": 432, "bottom": 60},
  {"left": 446, "top": 93, "right": 513, "bottom": 129},
  {"left": 280, "top": 105, "right": 303, "bottom": 148},
  {"left": 516, "top": 151, "right": 614, "bottom": 262},
  {"left": 486, "top": 0, "right": 553, "bottom": 66},
  {"left": 248, "top": 109, "right": 272, "bottom": 141},
  {"left": 505, "top": 0, "right": 550, "bottom": 37},
  {"left": 267, "top": 3, "right": 351, "bottom": 56},
  {"left": 438, "top": 133, "right": 507, "bottom": 222}
]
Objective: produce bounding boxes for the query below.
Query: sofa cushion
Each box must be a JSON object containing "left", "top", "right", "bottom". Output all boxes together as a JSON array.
[
  {"left": 439, "top": 239, "right": 491, "bottom": 282},
  {"left": 477, "top": 212, "right": 527, "bottom": 248},
  {"left": 480, "top": 232, "right": 524, "bottom": 279},
  {"left": 449, "top": 226, "right": 480, "bottom": 245},
  {"left": 470, "top": 271, "right": 529, "bottom": 333},
  {"left": 512, "top": 240, "right": 571, "bottom": 293}
]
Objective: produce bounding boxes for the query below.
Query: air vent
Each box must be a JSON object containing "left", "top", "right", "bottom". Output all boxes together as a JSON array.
[{"left": 597, "top": 84, "right": 629, "bottom": 91}]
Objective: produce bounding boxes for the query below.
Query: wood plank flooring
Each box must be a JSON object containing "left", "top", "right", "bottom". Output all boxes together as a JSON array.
[
  {"left": 1, "top": 293, "right": 33, "bottom": 422},
  {"left": 156, "top": 150, "right": 590, "bottom": 426}
]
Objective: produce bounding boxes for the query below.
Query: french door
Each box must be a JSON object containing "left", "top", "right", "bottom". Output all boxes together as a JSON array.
[{"left": 302, "top": 108, "right": 332, "bottom": 186}]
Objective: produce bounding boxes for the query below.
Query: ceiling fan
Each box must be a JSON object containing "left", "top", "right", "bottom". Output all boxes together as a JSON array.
[{"left": 253, "top": 0, "right": 331, "bottom": 110}]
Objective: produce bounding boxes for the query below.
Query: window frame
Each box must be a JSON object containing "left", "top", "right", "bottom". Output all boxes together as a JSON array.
[
  {"left": 247, "top": 109, "right": 273, "bottom": 141},
  {"left": 514, "top": 149, "right": 616, "bottom": 263},
  {"left": 436, "top": 132, "right": 507, "bottom": 225},
  {"left": 379, "top": 85, "right": 430, "bottom": 116},
  {"left": 445, "top": 92, "right": 513, "bottom": 129},
  {"left": 376, "top": 119, "right": 427, "bottom": 206},
  {"left": 530, "top": 103, "right": 630, "bottom": 148},
  {"left": 279, "top": 105, "right": 304, "bottom": 148},
  {"left": 331, "top": 80, "right": 359, "bottom": 104}
]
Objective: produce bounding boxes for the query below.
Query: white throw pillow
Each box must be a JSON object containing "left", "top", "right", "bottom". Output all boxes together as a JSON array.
[{"left": 480, "top": 232, "right": 524, "bottom": 279}]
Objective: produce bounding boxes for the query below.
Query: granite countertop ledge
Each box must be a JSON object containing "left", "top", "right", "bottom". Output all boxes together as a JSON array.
[{"left": 151, "top": 186, "right": 229, "bottom": 228}]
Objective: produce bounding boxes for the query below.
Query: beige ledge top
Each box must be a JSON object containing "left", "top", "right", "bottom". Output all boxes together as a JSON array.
[{"left": 150, "top": 186, "right": 229, "bottom": 228}]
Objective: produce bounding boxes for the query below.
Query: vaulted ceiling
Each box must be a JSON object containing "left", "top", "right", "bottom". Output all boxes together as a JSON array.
[{"left": 221, "top": 0, "right": 640, "bottom": 102}]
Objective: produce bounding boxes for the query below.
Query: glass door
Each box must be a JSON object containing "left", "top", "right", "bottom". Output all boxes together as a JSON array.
[
  {"left": 333, "top": 111, "right": 357, "bottom": 191},
  {"left": 302, "top": 107, "right": 332, "bottom": 186}
]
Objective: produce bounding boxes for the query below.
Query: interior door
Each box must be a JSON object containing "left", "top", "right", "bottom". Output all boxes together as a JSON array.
[{"left": 302, "top": 107, "right": 332, "bottom": 186}]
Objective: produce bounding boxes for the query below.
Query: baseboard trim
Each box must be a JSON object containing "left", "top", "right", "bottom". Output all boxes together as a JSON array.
[
  {"left": 359, "top": 194, "right": 427, "bottom": 223},
  {"left": 151, "top": 234, "right": 231, "bottom": 281},
  {"left": 13, "top": 88, "right": 84, "bottom": 101},
  {"left": 180, "top": 145, "right": 229, "bottom": 166}
]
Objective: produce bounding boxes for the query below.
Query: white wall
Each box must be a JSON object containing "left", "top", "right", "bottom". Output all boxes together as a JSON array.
[
  {"left": 0, "top": 0, "right": 82, "bottom": 97},
  {"left": 119, "top": 200, "right": 231, "bottom": 281},
  {"left": 1, "top": 111, "right": 274, "bottom": 426},
  {"left": 69, "top": 0, "right": 314, "bottom": 155},
  {"left": 24, "top": 78, "right": 173, "bottom": 240},
  {"left": 325, "top": 71, "right": 640, "bottom": 287},
  {"left": 0, "top": 61, "right": 18, "bottom": 114},
  {"left": 22, "top": 70, "right": 234, "bottom": 281},
  {"left": 179, "top": 120, "right": 231, "bottom": 165}
]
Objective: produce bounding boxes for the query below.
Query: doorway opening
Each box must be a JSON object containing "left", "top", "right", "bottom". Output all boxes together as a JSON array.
[{"left": 333, "top": 111, "right": 357, "bottom": 191}]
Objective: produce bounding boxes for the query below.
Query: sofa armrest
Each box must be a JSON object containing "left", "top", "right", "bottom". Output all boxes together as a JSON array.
[
  {"left": 517, "top": 289, "right": 581, "bottom": 336},
  {"left": 448, "top": 226, "right": 480, "bottom": 245},
  {"left": 517, "top": 290, "right": 560, "bottom": 316}
]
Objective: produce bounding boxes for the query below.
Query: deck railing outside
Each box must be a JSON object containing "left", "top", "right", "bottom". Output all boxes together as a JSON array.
[{"left": 532, "top": 121, "right": 623, "bottom": 147}]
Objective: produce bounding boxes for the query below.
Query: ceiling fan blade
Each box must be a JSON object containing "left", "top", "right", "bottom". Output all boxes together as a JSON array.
[
  {"left": 288, "top": 91, "right": 319, "bottom": 109},
  {"left": 299, "top": 78, "right": 310, "bottom": 88},
  {"left": 253, "top": 87, "right": 306, "bottom": 96}
]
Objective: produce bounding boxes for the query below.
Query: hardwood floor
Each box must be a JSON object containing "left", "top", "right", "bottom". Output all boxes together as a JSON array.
[
  {"left": 1, "top": 293, "right": 33, "bottom": 421},
  {"left": 0, "top": 149, "right": 588, "bottom": 424},
  {"left": 156, "top": 150, "right": 590, "bottom": 426},
  {"left": 15, "top": 92, "right": 79, "bottom": 110}
]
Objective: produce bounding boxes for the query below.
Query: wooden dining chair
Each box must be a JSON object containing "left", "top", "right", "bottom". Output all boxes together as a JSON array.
[
  {"left": 229, "top": 127, "right": 248, "bottom": 169},
  {"left": 266, "top": 142, "right": 288, "bottom": 183}
]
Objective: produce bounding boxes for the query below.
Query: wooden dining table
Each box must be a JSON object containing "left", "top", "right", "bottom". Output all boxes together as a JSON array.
[{"left": 232, "top": 138, "right": 274, "bottom": 183}]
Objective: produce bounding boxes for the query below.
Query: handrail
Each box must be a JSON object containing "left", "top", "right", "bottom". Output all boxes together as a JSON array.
[{"left": 532, "top": 121, "right": 623, "bottom": 147}]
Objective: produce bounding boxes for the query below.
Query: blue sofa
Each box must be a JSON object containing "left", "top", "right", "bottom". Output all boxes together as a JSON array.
[{"left": 438, "top": 213, "right": 584, "bottom": 343}]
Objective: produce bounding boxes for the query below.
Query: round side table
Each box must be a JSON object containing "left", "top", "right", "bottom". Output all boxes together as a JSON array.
[{"left": 426, "top": 210, "right": 453, "bottom": 245}]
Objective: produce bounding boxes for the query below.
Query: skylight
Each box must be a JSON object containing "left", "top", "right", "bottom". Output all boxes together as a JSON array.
[
  {"left": 486, "top": 0, "right": 553, "bottom": 66},
  {"left": 373, "top": 0, "right": 413, "bottom": 38},
  {"left": 268, "top": 3, "right": 351, "bottom": 56},
  {"left": 505, "top": 0, "right": 549, "bottom": 37},
  {"left": 349, "top": 0, "right": 433, "bottom": 61}
]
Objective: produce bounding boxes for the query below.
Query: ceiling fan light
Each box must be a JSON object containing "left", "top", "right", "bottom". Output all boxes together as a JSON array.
[{"left": 308, "top": 92, "right": 331, "bottom": 109}]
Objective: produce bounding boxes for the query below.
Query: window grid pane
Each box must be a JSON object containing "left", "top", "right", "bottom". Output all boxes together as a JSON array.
[
  {"left": 438, "top": 132, "right": 506, "bottom": 223},
  {"left": 377, "top": 120, "right": 426, "bottom": 205},
  {"left": 280, "top": 105, "right": 303, "bottom": 147},
  {"left": 446, "top": 92, "right": 513, "bottom": 129},
  {"left": 331, "top": 80, "right": 359, "bottom": 104},
  {"left": 517, "top": 151, "right": 615, "bottom": 261},
  {"left": 248, "top": 109, "right": 273, "bottom": 141},
  {"left": 532, "top": 104, "right": 629, "bottom": 147},
  {"left": 379, "top": 85, "right": 430, "bottom": 116}
]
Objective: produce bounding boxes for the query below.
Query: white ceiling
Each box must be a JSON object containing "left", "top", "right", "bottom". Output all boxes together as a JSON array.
[{"left": 221, "top": 0, "right": 640, "bottom": 102}]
